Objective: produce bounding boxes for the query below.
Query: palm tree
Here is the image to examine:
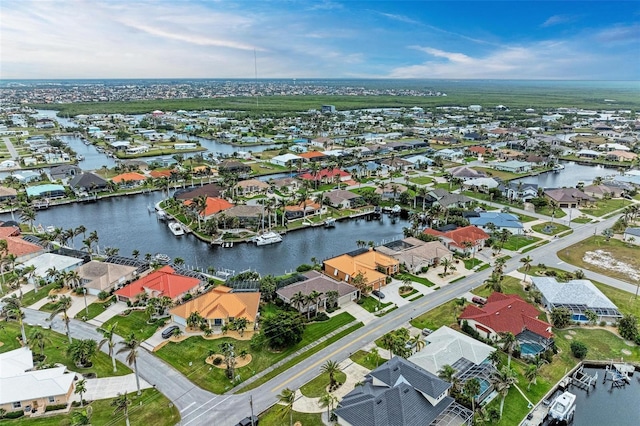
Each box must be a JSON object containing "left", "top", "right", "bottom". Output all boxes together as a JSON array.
[
  {"left": 463, "top": 377, "right": 482, "bottom": 412},
  {"left": 277, "top": 387, "right": 296, "bottom": 426},
  {"left": 519, "top": 255, "right": 533, "bottom": 283},
  {"left": 98, "top": 322, "right": 119, "bottom": 373},
  {"left": 74, "top": 378, "right": 87, "bottom": 407},
  {"left": 321, "top": 360, "right": 342, "bottom": 389},
  {"left": 492, "top": 366, "right": 518, "bottom": 418},
  {"left": 111, "top": 392, "right": 132, "bottom": 426},
  {"left": 409, "top": 334, "right": 425, "bottom": 354},
  {"left": 437, "top": 364, "right": 456, "bottom": 382},
  {"left": 497, "top": 332, "right": 519, "bottom": 367},
  {"left": 49, "top": 295, "right": 73, "bottom": 344},
  {"left": 4, "top": 295, "right": 27, "bottom": 344},
  {"left": 70, "top": 407, "right": 93, "bottom": 426},
  {"left": 28, "top": 328, "right": 49, "bottom": 358},
  {"left": 67, "top": 339, "right": 97, "bottom": 368},
  {"left": 305, "top": 290, "right": 323, "bottom": 320},
  {"left": 380, "top": 332, "right": 396, "bottom": 358},
  {"left": 318, "top": 392, "right": 338, "bottom": 421},
  {"left": 289, "top": 291, "right": 306, "bottom": 313},
  {"left": 117, "top": 334, "right": 142, "bottom": 395},
  {"left": 186, "top": 311, "right": 203, "bottom": 330}
]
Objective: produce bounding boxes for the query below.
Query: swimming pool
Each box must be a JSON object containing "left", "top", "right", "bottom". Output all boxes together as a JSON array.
[{"left": 520, "top": 342, "right": 545, "bottom": 356}]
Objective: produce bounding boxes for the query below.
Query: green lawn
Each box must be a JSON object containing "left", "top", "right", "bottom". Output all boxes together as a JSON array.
[
  {"left": 520, "top": 240, "right": 549, "bottom": 253},
  {"left": 400, "top": 288, "right": 419, "bottom": 298},
  {"left": 531, "top": 222, "right": 571, "bottom": 235},
  {"left": 535, "top": 206, "right": 567, "bottom": 219},
  {"left": 259, "top": 405, "right": 323, "bottom": 426},
  {"left": 101, "top": 310, "right": 168, "bottom": 341},
  {"left": 300, "top": 370, "right": 347, "bottom": 397},
  {"left": 579, "top": 199, "right": 632, "bottom": 217},
  {"left": 6, "top": 388, "right": 180, "bottom": 426},
  {"left": 74, "top": 298, "right": 114, "bottom": 321},
  {"left": 19, "top": 282, "right": 59, "bottom": 307},
  {"left": 472, "top": 276, "right": 529, "bottom": 300},
  {"left": 395, "top": 273, "right": 436, "bottom": 287},
  {"left": 156, "top": 312, "right": 356, "bottom": 394},
  {"left": 556, "top": 236, "right": 640, "bottom": 284},
  {"left": 359, "top": 295, "right": 392, "bottom": 313},
  {"left": 350, "top": 349, "right": 381, "bottom": 371},
  {"left": 502, "top": 234, "right": 541, "bottom": 251},
  {"left": 515, "top": 213, "right": 538, "bottom": 223},
  {"left": 462, "top": 258, "right": 484, "bottom": 270},
  {"left": 571, "top": 215, "right": 593, "bottom": 224},
  {"left": 0, "top": 322, "right": 130, "bottom": 378},
  {"left": 408, "top": 176, "right": 434, "bottom": 185}
]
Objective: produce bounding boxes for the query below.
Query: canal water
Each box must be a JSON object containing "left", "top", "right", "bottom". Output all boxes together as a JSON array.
[
  {"left": 571, "top": 366, "right": 640, "bottom": 426},
  {"left": 0, "top": 192, "right": 408, "bottom": 276},
  {"left": 512, "top": 161, "right": 620, "bottom": 189}
]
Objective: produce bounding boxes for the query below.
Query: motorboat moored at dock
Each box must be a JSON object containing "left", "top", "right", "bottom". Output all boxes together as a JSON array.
[
  {"left": 548, "top": 391, "right": 576, "bottom": 423},
  {"left": 254, "top": 231, "right": 283, "bottom": 246},
  {"left": 168, "top": 222, "right": 185, "bottom": 236}
]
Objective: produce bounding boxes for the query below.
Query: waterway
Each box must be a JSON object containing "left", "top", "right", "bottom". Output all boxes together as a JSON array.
[
  {"left": 569, "top": 366, "right": 639, "bottom": 426},
  {"left": 0, "top": 192, "right": 408, "bottom": 276},
  {"left": 512, "top": 161, "right": 619, "bottom": 189}
]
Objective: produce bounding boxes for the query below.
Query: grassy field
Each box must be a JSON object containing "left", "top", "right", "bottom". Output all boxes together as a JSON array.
[
  {"left": 101, "top": 310, "right": 168, "bottom": 341},
  {"left": 463, "top": 258, "right": 484, "bottom": 270},
  {"left": 7, "top": 388, "right": 179, "bottom": 426},
  {"left": 579, "top": 199, "right": 632, "bottom": 217},
  {"left": 300, "top": 370, "right": 347, "bottom": 397},
  {"left": 408, "top": 176, "right": 434, "bottom": 185},
  {"left": 19, "top": 283, "right": 60, "bottom": 307},
  {"left": 472, "top": 167, "right": 523, "bottom": 181},
  {"left": 259, "top": 405, "right": 323, "bottom": 426},
  {"left": 350, "top": 350, "right": 380, "bottom": 371},
  {"left": 556, "top": 236, "right": 640, "bottom": 284},
  {"left": 516, "top": 213, "right": 538, "bottom": 223},
  {"left": 0, "top": 322, "right": 130, "bottom": 378},
  {"left": 535, "top": 206, "right": 567, "bottom": 219},
  {"left": 156, "top": 312, "right": 356, "bottom": 394},
  {"left": 571, "top": 215, "right": 593, "bottom": 223},
  {"left": 74, "top": 298, "right": 114, "bottom": 321},
  {"left": 531, "top": 222, "right": 571, "bottom": 235},
  {"left": 359, "top": 295, "right": 392, "bottom": 313},
  {"left": 502, "top": 234, "right": 541, "bottom": 251},
  {"left": 395, "top": 273, "right": 436, "bottom": 287}
]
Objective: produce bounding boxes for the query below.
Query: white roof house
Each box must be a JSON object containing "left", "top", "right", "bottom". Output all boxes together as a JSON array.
[
  {"left": 531, "top": 276, "right": 622, "bottom": 323},
  {"left": 270, "top": 153, "right": 301, "bottom": 167},
  {"left": 21, "top": 253, "right": 84, "bottom": 283},
  {"left": 408, "top": 326, "right": 495, "bottom": 375},
  {"left": 0, "top": 347, "right": 75, "bottom": 409}
]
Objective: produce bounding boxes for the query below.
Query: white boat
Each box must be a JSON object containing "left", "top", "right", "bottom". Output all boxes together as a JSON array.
[
  {"left": 168, "top": 222, "right": 185, "bottom": 236},
  {"left": 548, "top": 391, "right": 576, "bottom": 422},
  {"left": 552, "top": 164, "right": 565, "bottom": 172},
  {"left": 391, "top": 204, "right": 401, "bottom": 214},
  {"left": 254, "top": 231, "right": 283, "bottom": 246},
  {"left": 324, "top": 217, "right": 336, "bottom": 228},
  {"left": 154, "top": 253, "right": 171, "bottom": 264}
]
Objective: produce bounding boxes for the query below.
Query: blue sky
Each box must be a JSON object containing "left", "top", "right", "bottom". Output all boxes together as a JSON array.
[{"left": 1, "top": 0, "right": 638, "bottom": 80}]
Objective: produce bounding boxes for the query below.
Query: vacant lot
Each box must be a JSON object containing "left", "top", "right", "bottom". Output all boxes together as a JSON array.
[{"left": 557, "top": 236, "right": 640, "bottom": 283}]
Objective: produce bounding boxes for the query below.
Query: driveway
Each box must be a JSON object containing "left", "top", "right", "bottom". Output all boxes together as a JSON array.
[
  {"left": 70, "top": 374, "right": 153, "bottom": 402},
  {"left": 87, "top": 301, "right": 129, "bottom": 327}
]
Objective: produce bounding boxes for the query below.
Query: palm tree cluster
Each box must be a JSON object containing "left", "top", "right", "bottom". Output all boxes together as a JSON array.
[{"left": 289, "top": 290, "right": 324, "bottom": 320}]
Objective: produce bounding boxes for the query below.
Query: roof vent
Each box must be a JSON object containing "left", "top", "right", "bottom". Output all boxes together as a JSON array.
[
  {"left": 403, "top": 388, "right": 410, "bottom": 394},
  {"left": 376, "top": 399, "right": 383, "bottom": 405},
  {"left": 508, "top": 305, "right": 512, "bottom": 309},
  {"left": 393, "top": 367, "right": 399, "bottom": 372}
]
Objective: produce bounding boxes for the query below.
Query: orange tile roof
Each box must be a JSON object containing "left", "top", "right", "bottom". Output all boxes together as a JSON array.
[
  {"left": 184, "top": 197, "right": 233, "bottom": 217},
  {"left": 298, "top": 151, "right": 327, "bottom": 159},
  {"left": 149, "top": 170, "right": 175, "bottom": 178},
  {"left": 170, "top": 286, "right": 260, "bottom": 322},
  {"left": 112, "top": 172, "right": 146, "bottom": 183},
  {"left": 424, "top": 225, "right": 489, "bottom": 249},
  {"left": 115, "top": 265, "right": 200, "bottom": 300},
  {"left": 323, "top": 254, "right": 388, "bottom": 284},
  {"left": 0, "top": 226, "right": 21, "bottom": 238},
  {"left": 285, "top": 200, "right": 321, "bottom": 212}
]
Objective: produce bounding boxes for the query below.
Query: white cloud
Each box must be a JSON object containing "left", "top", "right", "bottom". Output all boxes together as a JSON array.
[
  {"left": 541, "top": 14, "right": 578, "bottom": 27},
  {"left": 376, "top": 12, "right": 420, "bottom": 25}
]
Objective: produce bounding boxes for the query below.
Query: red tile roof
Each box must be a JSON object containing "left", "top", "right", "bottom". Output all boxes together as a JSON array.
[
  {"left": 149, "top": 170, "right": 175, "bottom": 178},
  {"left": 459, "top": 292, "right": 552, "bottom": 339},
  {"left": 112, "top": 172, "right": 146, "bottom": 183},
  {"left": 0, "top": 226, "right": 45, "bottom": 258},
  {"left": 115, "top": 265, "right": 200, "bottom": 300},
  {"left": 423, "top": 225, "right": 489, "bottom": 249},
  {"left": 299, "top": 168, "right": 350, "bottom": 181}
]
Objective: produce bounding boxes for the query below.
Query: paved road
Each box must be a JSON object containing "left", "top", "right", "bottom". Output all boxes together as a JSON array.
[
  {"left": 21, "top": 212, "right": 635, "bottom": 426},
  {"left": 2, "top": 136, "right": 19, "bottom": 160}
]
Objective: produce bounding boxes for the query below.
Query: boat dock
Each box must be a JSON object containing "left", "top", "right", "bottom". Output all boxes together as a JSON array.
[
  {"left": 603, "top": 362, "right": 633, "bottom": 388},
  {"left": 571, "top": 365, "right": 597, "bottom": 392}
]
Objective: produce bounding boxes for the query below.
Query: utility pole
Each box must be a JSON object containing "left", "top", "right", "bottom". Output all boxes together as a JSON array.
[{"left": 250, "top": 395, "right": 255, "bottom": 426}]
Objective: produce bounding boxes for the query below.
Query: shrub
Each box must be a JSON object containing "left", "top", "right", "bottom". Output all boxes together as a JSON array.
[
  {"left": 74, "top": 287, "right": 85, "bottom": 295},
  {"left": 212, "top": 356, "right": 223, "bottom": 366},
  {"left": 599, "top": 321, "right": 607, "bottom": 327},
  {"left": 98, "top": 291, "right": 110, "bottom": 301},
  {"left": 45, "top": 403, "right": 68, "bottom": 412},
  {"left": 314, "top": 312, "right": 330, "bottom": 322},
  {"left": 570, "top": 341, "right": 588, "bottom": 359},
  {"left": 4, "top": 411, "right": 24, "bottom": 419},
  {"left": 296, "top": 264, "right": 313, "bottom": 272},
  {"left": 182, "top": 293, "right": 193, "bottom": 302}
]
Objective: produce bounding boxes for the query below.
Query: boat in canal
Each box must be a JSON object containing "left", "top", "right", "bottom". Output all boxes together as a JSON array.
[
  {"left": 168, "top": 222, "right": 185, "bottom": 236},
  {"left": 548, "top": 391, "right": 576, "bottom": 423},
  {"left": 154, "top": 253, "right": 171, "bottom": 264},
  {"left": 254, "top": 231, "right": 283, "bottom": 246},
  {"left": 324, "top": 217, "right": 336, "bottom": 228}
]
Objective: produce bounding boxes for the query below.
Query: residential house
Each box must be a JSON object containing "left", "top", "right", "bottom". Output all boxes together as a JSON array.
[
  {"left": 184, "top": 197, "right": 233, "bottom": 221},
  {"left": 21, "top": 253, "right": 84, "bottom": 284},
  {"left": 69, "top": 172, "right": 109, "bottom": 193},
  {"left": 409, "top": 326, "right": 497, "bottom": 403},
  {"left": 115, "top": 265, "right": 202, "bottom": 303},
  {"left": 323, "top": 248, "right": 400, "bottom": 292},
  {"left": 423, "top": 225, "right": 490, "bottom": 255},
  {"left": 174, "top": 183, "right": 223, "bottom": 201},
  {"left": 284, "top": 200, "right": 322, "bottom": 220},
  {"left": 0, "top": 226, "right": 45, "bottom": 263},
  {"left": 623, "top": 227, "right": 640, "bottom": 243},
  {"left": 0, "top": 186, "right": 17, "bottom": 202},
  {"left": 218, "top": 160, "right": 251, "bottom": 176},
  {"left": 467, "top": 212, "right": 524, "bottom": 235},
  {"left": 298, "top": 151, "right": 329, "bottom": 162},
  {"left": 374, "top": 183, "right": 408, "bottom": 200},
  {"left": 75, "top": 260, "right": 138, "bottom": 296},
  {"left": 324, "top": 189, "right": 363, "bottom": 209},
  {"left": 429, "top": 189, "right": 475, "bottom": 209},
  {"left": 462, "top": 177, "right": 500, "bottom": 192},
  {"left": 490, "top": 160, "right": 532, "bottom": 173},
  {"left": 49, "top": 165, "right": 81, "bottom": 181},
  {"left": 576, "top": 149, "right": 602, "bottom": 159},
  {"left": 335, "top": 357, "right": 473, "bottom": 426},
  {"left": 269, "top": 177, "right": 302, "bottom": 193},
  {"left": 375, "top": 237, "right": 453, "bottom": 273},
  {"left": 467, "top": 146, "right": 491, "bottom": 157},
  {"left": 270, "top": 153, "right": 302, "bottom": 167},
  {"left": 276, "top": 270, "right": 358, "bottom": 313},
  {"left": 234, "top": 179, "right": 270, "bottom": 197},
  {"left": 219, "top": 205, "right": 263, "bottom": 229},
  {"left": 299, "top": 168, "right": 352, "bottom": 185},
  {"left": 448, "top": 166, "right": 487, "bottom": 181},
  {"left": 25, "top": 184, "right": 66, "bottom": 199},
  {"left": 459, "top": 292, "right": 553, "bottom": 356},
  {"left": 112, "top": 172, "right": 146, "bottom": 188},
  {"left": 170, "top": 285, "right": 260, "bottom": 329},
  {"left": 0, "top": 347, "right": 75, "bottom": 415},
  {"left": 436, "top": 148, "right": 464, "bottom": 161},
  {"left": 605, "top": 150, "right": 637, "bottom": 162},
  {"left": 530, "top": 277, "right": 622, "bottom": 324},
  {"left": 582, "top": 184, "right": 624, "bottom": 199},
  {"left": 544, "top": 188, "right": 595, "bottom": 208},
  {"left": 499, "top": 182, "right": 538, "bottom": 203},
  {"left": 380, "top": 157, "right": 413, "bottom": 172}
]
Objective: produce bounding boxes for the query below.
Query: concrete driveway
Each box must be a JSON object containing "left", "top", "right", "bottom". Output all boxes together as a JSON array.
[{"left": 71, "top": 373, "right": 153, "bottom": 402}]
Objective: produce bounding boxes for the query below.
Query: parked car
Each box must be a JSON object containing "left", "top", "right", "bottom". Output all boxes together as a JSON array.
[
  {"left": 372, "top": 290, "right": 386, "bottom": 299},
  {"left": 472, "top": 296, "right": 487, "bottom": 305},
  {"left": 235, "top": 416, "right": 259, "bottom": 426},
  {"left": 161, "top": 325, "right": 179, "bottom": 339},
  {"left": 421, "top": 328, "right": 433, "bottom": 336}
]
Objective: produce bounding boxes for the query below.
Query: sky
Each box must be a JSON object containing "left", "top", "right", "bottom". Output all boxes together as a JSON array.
[{"left": 1, "top": 0, "right": 639, "bottom": 80}]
